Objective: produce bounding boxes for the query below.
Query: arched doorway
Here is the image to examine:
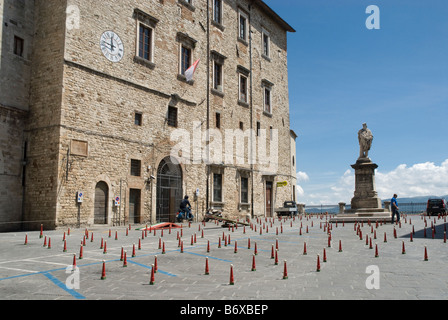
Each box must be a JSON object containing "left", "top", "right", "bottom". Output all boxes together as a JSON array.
[
  {"left": 156, "top": 157, "right": 183, "bottom": 222},
  {"left": 94, "top": 181, "right": 108, "bottom": 224}
]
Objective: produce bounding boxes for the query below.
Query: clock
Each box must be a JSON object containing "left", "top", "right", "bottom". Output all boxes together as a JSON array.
[{"left": 100, "top": 31, "right": 124, "bottom": 62}]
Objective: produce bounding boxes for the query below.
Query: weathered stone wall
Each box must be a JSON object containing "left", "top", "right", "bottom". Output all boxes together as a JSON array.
[
  {"left": 56, "top": 0, "right": 295, "bottom": 225},
  {"left": 0, "top": 106, "right": 26, "bottom": 231},
  {"left": 0, "top": 0, "right": 34, "bottom": 111},
  {"left": 22, "top": 0, "right": 68, "bottom": 230},
  {"left": 0, "top": 0, "right": 295, "bottom": 229}
]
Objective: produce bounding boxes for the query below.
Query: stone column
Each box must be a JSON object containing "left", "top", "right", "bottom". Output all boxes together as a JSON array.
[{"left": 338, "top": 202, "right": 346, "bottom": 214}]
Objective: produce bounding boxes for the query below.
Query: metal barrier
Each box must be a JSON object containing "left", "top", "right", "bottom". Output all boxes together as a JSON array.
[{"left": 304, "top": 202, "right": 427, "bottom": 215}]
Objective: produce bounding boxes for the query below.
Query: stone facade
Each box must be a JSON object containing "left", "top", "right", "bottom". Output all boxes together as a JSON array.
[{"left": 0, "top": 0, "right": 296, "bottom": 231}]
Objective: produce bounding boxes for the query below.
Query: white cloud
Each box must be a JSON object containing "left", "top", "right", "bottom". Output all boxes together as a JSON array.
[
  {"left": 296, "top": 171, "right": 309, "bottom": 183},
  {"left": 296, "top": 159, "right": 448, "bottom": 205},
  {"left": 376, "top": 159, "right": 448, "bottom": 199}
]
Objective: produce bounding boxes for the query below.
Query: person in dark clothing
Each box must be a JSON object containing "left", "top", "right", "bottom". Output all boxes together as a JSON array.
[
  {"left": 179, "top": 195, "right": 193, "bottom": 221},
  {"left": 391, "top": 194, "right": 400, "bottom": 224}
]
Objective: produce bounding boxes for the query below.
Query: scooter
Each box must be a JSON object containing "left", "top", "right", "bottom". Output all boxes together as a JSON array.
[{"left": 176, "top": 208, "right": 194, "bottom": 223}]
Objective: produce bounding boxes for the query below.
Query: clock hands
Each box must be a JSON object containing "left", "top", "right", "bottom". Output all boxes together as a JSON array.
[
  {"left": 110, "top": 37, "right": 116, "bottom": 51},
  {"left": 100, "top": 31, "right": 123, "bottom": 62}
]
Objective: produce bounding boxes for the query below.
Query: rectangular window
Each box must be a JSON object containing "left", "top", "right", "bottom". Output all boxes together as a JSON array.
[
  {"left": 213, "top": 0, "right": 222, "bottom": 24},
  {"left": 239, "top": 121, "right": 244, "bottom": 131},
  {"left": 131, "top": 159, "right": 141, "bottom": 176},
  {"left": 213, "top": 61, "right": 222, "bottom": 91},
  {"left": 167, "top": 106, "right": 178, "bottom": 127},
  {"left": 239, "top": 12, "right": 248, "bottom": 41},
  {"left": 134, "top": 112, "right": 142, "bottom": 126},
  {"left": 181, "top": 46, "right": 191, "bottom": 75},
  {"left": 216, "top": 112, "right": 221, "bottom": 129},
  {"left": 14, "top": 36, "right": 24, "bottom": 57},
  {"left": 262, "top": 32, "right": 270, "bottom": 57},
  {"left": 138, "top": 24, "right": 152, "bottom": 61},
  {"left": 256, "top": 121, "right": 261, "bottom": 137},
  {"left": 239, "top": 74, "right": 248, "bottom": 103},
  {"left": 241, "top": 177, "right": 248, "bottom": 204},
  {"left": 264, "top": 87, "right": 271, "bottom": 114},
  {"left": 213, "top": 173, "right": 222, "bottom": 202}
]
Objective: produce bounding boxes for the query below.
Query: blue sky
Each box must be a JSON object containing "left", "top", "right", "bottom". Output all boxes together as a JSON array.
[{"left": 264, "top": 0, "right": 448, "bottom": 204}]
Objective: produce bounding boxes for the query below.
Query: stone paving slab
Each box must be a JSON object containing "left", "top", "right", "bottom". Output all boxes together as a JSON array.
[{"left": 0, "top": 214, "right": 447, "bottom": 307}]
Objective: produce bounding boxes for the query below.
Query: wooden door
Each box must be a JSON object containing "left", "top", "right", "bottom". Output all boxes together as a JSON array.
[
  {"left": 94, "top": 182, "right": 108, "bottom": 224},
  {"left": 129, "top": 189, "right": 141, "bottom": 224},
  {"left": 266, "top": 181, "right": 273, "bottom": 217}
]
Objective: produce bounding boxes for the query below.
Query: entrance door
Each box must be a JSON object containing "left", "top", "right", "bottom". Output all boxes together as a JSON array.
[
  {"left": 94, "top": 181, "right": 108, "bottom": 224},
  {"left": 129, "top": 189, "right": 141, "bottom": 224},
  {"left": 266, "top": 181, "right": 273, "bottom": 217},
  {"left": 156, "top": 157, "right": 183, "bottom": 222}
]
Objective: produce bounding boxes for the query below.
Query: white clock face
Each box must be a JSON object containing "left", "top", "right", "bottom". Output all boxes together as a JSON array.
[{"left": 100, "top": 31, "right": 124, "bottom": 62}]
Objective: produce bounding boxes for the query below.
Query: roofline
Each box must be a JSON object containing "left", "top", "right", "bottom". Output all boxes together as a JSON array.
[{"left": 253, "top": 0, "right": 296, "bottom": 33}]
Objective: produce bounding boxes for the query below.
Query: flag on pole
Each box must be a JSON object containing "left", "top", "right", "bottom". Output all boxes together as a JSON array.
[{"left": 185, "top": 59, "right": 200, "bottom": 82}]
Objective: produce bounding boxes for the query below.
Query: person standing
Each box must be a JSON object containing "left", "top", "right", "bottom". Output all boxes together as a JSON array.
[{"left": 391, "top": 194, "right": 400, "bottom": 223}]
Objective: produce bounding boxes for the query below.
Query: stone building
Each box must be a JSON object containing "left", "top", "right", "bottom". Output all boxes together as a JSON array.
[{"left": 0, "top": 0, "right": 296, "bottom": 231}]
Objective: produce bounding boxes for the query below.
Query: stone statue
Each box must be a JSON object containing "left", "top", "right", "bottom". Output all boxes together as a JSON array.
[{"left": 358, "top": 123, "right": 373, "bottom": 159}]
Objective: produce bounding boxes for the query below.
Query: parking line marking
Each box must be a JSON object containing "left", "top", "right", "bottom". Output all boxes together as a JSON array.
[{"left": 43, "top": 272, "right": 86, "bottom": 300}]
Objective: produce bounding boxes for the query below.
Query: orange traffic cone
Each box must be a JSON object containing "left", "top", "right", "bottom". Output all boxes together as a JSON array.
[
  {"left": 205, "top": 257, "right": 210, "bottom": 275},
  {"left": 283, "top": 260, "right": 288, "bottom": 279},
  {"left": 149, "top": 264, "right": 155, "bottom": 285},
  {"left": 101, "top": 261, "right": 106, "bottom": 280}
]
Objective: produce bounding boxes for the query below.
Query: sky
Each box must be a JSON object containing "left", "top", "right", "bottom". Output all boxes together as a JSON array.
[{"left": 264, "top": 0, "right": 448, "bottom": 205}]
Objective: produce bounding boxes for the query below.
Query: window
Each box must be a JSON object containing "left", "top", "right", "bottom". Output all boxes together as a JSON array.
[
  {"left": 238, "top": 11, "right": 248, "bottom": 42},
  {"left": 134, "top": 112, "right": 142, "bottom": 126},
  {"left": 256, "top": 121, "right": 261, "bottom": 137},
  {"left": 239, "top": 74, "right": 248, "bottom": 103},
  {"left": 14, "top": 36, "right": 24, "bottom": 57},
  {"left": 262, "top": 79, "right": 274, "bottom": 114},
  {"left": 213, "top": 61, "right": 223, "bottom": 91},
  {"left": 270, "top": 126, "right": 273, "bottom": 140},
  {"left": 138, "top": 23, "right": 153, "bottom": 61},
  {"left": 213, "top": 0, "right": 222, "bottom": 24},
  {"left": 216, "top": 112, "right": 221, "bottom": 129},
  {"left": 239, "top": 121, "right": 244, "bottom": 131},
  {"left": 177, "top": 32, "right": 197, "bottom": 80},
  {"left": 167, "top": 106, "right": 178, "bottom": 127},
  {"left": 211, "top": 50, "right": 226, "bottom": 94},
  {"left": 131, "top": 159, "right": 141, "bottom": 176},
  {"left": 213, "top": 173, "right": 223, "bottom": 202},
  {"left": 262, "top": 29, "right": 270, "bottom": 58},
  {"left": 181, "top": 46, "right": 191, "bottom": 76},
  {"left": 237, "top": 65, "right": 250, "bottom": 105},
  {"left": 133, "top": 9, "right": 158, "bottom": 67},
  {"left": 264, "top": 87, "right": 271, "bottom": 114},
  {"left": 241, "top": 177, "right": 248, "bottom": 204}
]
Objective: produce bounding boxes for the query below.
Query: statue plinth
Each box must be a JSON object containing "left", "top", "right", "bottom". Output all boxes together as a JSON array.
[{"left": 331, "top": 157, "right": 391, "bottom": 223}]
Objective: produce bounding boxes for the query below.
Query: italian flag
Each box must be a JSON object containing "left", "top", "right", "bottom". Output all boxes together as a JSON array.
[{"left": 185, "top": 59, "right": 200, "bottom": 82}]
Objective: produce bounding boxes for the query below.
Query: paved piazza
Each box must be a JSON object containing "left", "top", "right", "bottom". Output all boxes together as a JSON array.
[{"left": 0, "top": 214, "right": 447, "bottom": 305}]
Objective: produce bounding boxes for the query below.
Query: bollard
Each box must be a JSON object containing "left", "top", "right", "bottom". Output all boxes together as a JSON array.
[
  {"left": 283, "top": 260, "right": 288, "bottom": 280},
  {"left": 101, "top": 260, "right": 106, "bottom": 280},
  {"left": 205, "top": 257, "right": 210, "bottom": 275}
]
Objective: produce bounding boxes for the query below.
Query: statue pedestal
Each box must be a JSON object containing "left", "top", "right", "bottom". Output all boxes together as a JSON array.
[{"left": 331, "top": 158, "right": 391, "bottom": 223}]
